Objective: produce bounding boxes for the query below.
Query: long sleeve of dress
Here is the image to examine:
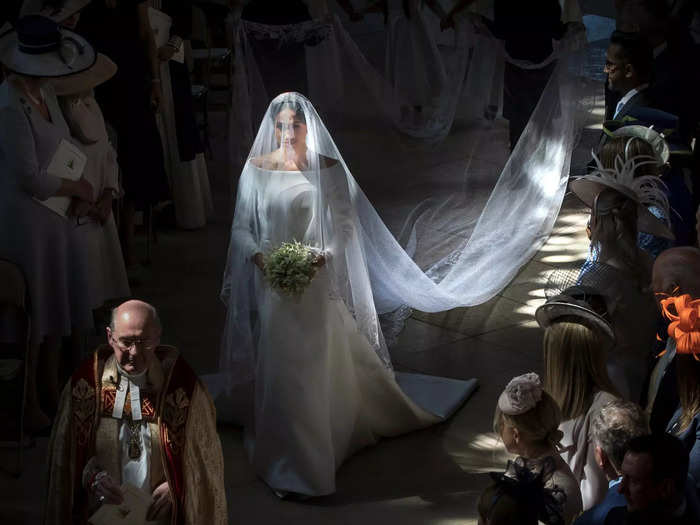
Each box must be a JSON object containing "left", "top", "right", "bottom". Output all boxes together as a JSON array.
[
  {"left": 0, "top": 106, "right": 63, "bottom": 200},
  {"left": 324, "top": 165, "right": 356, "bottom": 257}
]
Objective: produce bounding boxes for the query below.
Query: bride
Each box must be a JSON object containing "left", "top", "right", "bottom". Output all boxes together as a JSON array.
[{"left": 218, "top": 92, "right": 475, "bottom": 497}]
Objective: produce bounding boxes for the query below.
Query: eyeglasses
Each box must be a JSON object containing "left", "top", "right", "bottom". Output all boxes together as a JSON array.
[
  {"left": 111, "top": 335, "right": 156, "bottom": 352},
  {"left": 603, "top": 60, "right": 623, "bottom": 73}
]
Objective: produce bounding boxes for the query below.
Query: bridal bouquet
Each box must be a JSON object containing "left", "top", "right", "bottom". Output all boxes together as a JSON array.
[{"left": 264, "top": 241, "right": 320, "bottom": 297}]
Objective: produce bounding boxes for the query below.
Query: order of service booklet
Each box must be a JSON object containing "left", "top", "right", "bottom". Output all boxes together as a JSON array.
[{"left": 34, "top": 138, "right": 87, "bottom": 218}]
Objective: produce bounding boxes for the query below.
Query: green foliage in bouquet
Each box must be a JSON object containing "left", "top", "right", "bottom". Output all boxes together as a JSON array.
[{"left": 264, "top": 241, "right": 318, "bottom": 297}]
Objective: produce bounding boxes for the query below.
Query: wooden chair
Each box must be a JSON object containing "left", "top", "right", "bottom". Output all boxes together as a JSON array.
[{"left": 0, "top": 259, "right": 31, "bottom": 476}]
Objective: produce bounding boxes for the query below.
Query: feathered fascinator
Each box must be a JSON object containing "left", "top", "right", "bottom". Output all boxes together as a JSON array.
[
  {"left": 498, "top": 372, "right": 543, "bottom": 415},
  {"left": 487, "top": 456, "right": 566, "bottom": 525},
  {"left": 570, "top": 139, "right": 674, "bottom": 240},
  {"left": 660, "top": 294, "right": 700, "bottom": 360}
]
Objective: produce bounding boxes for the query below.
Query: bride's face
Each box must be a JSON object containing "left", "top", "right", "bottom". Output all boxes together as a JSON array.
[{"left": 275, "top": 108, "right": 307, "bottom": 151}]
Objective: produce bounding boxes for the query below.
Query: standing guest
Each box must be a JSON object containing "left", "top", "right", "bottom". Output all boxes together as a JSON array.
[
  {"left": 492, "top": 372, "right": 583, "bottom": 524},
  {"left": 51, "top": 54, "right": 131, "bottom": 318},
  {"left": 45, "top": 300, "right": 227, "bottom": 524},
  {"left": 621, "top": 0, "right": 700, "bottom": 143},
  {"left": 573, "top": 400, "right": 649, "bottom": 525},
  {"left": 150, "top": 0, "right": 213, "bottom": 230},
  {"left": 596, "top": 129, "right": 673, "bottom": 259},
  {"left": 572, "top": 149, "right": 673, "bottom": 402},
  {"left": 0, "top": 15, "right": 97, "bottom": 428},
  {"left": 75, "top": 0, "right": 169, "bottom": 278},
  {"left": 661, "top": 293, "right": 700, "bottom": 498},
  {"left": 604, "top": 433, "right": 697, "bottom": 524},
  {"left": 598, "top": 30, "right": 654, "bottom": 150},
  {"left": 536, "top": 287, "right": 621, "bottom": 509},
  {"left": 644, "top": 247, "right": 700, "bottom": 434},
  {"left": 489, "top": 0, "right": 565, "bottom": 149}
]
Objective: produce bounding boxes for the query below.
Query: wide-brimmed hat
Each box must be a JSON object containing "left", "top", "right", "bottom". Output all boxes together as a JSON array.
[
  {"left": 0, "top": 15, "right": 96, "bottom": 78},
  {"left": 570, "top": 176, "right": 674, "bottom": 239},
  {"left": 610, "top": 125, "right": 670, "bottom": 165},
  {"left": 535, "top": 285, "right": 615, "bottom": 346},
  {"left": 51, "top": 52, "right": 116, "bottom": 95},
  {"left": 21, "top": 0, "right": 91, "bottom": 22}
]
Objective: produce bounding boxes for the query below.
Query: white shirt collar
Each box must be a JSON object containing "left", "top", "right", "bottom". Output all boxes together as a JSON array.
[{"left": 614, "top": 84, "right": 649, "bottom": 119}]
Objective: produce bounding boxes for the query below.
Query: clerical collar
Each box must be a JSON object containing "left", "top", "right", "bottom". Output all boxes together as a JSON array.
[
  {"left": 113, "top": 363, "right": 148, "bottom": 421},
  {"left": 116, "top": 362, "right": 148, "bottom": 388}
]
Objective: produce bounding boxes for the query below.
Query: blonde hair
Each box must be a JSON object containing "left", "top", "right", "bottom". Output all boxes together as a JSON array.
[
  {"left": 494, "top": 390, "right": 564, "bottom": 452},
  {"left": 544, "top": 322, "right": 618, "bottom": 421}
]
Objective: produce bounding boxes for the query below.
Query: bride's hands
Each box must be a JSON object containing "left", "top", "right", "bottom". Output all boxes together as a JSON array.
[
  {"left": 253, "top": 252, "right": 265, "bottom": 271},
  {"left": 313, "top": 253, "right": 326, "bottom": 268}
]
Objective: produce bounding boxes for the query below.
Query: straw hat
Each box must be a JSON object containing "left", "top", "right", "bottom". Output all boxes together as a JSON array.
[
  {"left": 535, "top": 285, "right": 615, "bottom": 346},
  {"left": 0, "top": 15, "right": 95, "bottom": 77},
  {"left": 571, "top": 137, "right": 674, "bottom": 240},
  {"left": 51, "top": 52, "right": 116, "bottom": 95},
  {"left": 570, "top": 176, "right": 674, "bottom": 240}
]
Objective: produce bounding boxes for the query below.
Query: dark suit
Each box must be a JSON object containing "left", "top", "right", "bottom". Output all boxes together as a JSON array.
[
  {"left": 640, "top": 338, "right": 680, "bottom": 435},
  {"left": 596, "top": 88, "right": 653, "bottom": 152},
  {"left": 668, "top": 409, "right": 700, "bottom": 500},
  {"left": 574, "top": 480, "right": 626, "bottom": 525}
]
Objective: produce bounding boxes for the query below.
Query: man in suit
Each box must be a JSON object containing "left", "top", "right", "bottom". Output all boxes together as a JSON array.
[
  {"left": 596, "top": 30, "right": 654, "bottom": 151},
  {"left": 605, "top": 30, "right": 654, "bottom": 121},
  {"left": 574, "top": 400, "right": 649, "bottom": 525},
  {"left": 604, "top": 434, "right": 698, "bottom": 525},
  {"left": 621, "top": 0, "right": 700, "bottom": 142}
]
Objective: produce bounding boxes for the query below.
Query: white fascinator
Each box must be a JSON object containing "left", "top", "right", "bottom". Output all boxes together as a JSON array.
[{"left": 498, "top": 372, "right": 543, "bottom": 416}]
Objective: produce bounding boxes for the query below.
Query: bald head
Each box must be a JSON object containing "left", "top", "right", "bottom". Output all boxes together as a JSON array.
[
  {"left": 110, "top": 300, "right": 161, "bottom": 333},
  {"left": 107, "top": 300, "right": 162, "bottom": 374},
  {"left": 652, "top": 247, "right": 700, "bottom": 300}
]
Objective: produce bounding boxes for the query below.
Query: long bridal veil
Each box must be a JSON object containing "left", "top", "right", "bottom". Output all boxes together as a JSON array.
[{"left": 222, "top": 4, "right": 598, "bottom": 384}]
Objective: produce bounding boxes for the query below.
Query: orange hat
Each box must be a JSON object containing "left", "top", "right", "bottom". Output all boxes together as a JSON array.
[{"left": 660, "top": 294, "right": 700, "bottom": 359}]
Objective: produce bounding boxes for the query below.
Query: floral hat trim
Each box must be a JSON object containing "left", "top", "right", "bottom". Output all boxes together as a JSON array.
[
  {"left": 660, "top": 294, "right": 700, "bottom": 360},
  {"left": 498, "top": 372, "right": 543, "bottom": 416}
]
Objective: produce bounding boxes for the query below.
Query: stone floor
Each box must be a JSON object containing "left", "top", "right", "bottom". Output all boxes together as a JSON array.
[
  {"left": 0, "top": 14, "right": 610, "bottom": 523},
  {"left": 0, "top": 114, "right": 598, "bottom": 525}
]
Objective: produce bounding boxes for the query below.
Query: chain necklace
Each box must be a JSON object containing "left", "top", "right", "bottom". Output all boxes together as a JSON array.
[{"left": 127, "top": 417, "right": 142, "bottom": 459}]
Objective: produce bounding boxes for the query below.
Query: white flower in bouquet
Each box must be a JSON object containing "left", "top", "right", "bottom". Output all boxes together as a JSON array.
[{"left": 264, "top": 241, "right": 320, "bottom": 297}]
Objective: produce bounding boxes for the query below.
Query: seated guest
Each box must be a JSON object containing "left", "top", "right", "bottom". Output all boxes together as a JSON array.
[
  {"left": 599, "top": 30, "right": 654, "bottom": 151},
  {"left": 492, "top": 372, "right": 583, "bottom": 524},
  {"left": 574, "top": 400, "right": 649, "bottom": 524},
  {"left": 621, "top": 0, "right": 700, "bottom": 143},
  {"left": 644, "top": 247, "right": 700, "bottom": 434},
  {"left": 605, "top": 433, "right": 696, "bottom": 524},
  {"left": 572, "top": 157, "right": 673, "bottom": 402},
  {"left": 45, "top": 300, "right": 227, "bottom": 524},
  {"left": 661, "top": 292, "right": 700, "bottom": 498},
  {"left": 536, "top": 287, "right": 621, "bottom": 509}
]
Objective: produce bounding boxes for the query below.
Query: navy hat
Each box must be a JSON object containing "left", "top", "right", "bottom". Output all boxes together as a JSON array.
[
  {"left": 0, "top": 15, "right": 95, "bottom": 77},
  {"left": 603, "top": 107, "right": 692, "bottom": 156}
]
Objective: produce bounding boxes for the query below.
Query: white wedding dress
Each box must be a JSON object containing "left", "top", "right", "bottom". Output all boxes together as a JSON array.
[{"left": 239, "top": 163, "right": 441, "bottom": 495}]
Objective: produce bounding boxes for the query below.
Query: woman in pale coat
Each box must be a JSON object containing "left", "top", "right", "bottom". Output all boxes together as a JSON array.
[
  {"left": 51, "top": 52, "right": 131, "bottom": 309},
  {"left": 536, "top": 287, "right": 621, "bottom": 509},
  {"left": 0, "top": 15, "right": 98, "bottom": 428}
]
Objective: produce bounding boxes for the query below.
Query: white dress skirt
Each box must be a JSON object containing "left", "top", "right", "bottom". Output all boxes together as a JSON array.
[{"left": 240, "top": 166, "right": 441, "bottom": 496}]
